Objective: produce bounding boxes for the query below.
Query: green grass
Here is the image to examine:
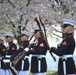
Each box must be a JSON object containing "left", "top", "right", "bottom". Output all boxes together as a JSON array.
[
  {"left": 29, "top": 70, "right": 57, "bottom": 75},
  {"left": 46, "top": 70, "right": 57, "bottom": 75}
]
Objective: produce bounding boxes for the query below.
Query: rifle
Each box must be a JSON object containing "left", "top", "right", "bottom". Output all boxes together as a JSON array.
[
  {"left": 12, "top": 50, "right": 26, "bottom": 66},
  {"left": 10, "top": 34, "right": 35, "bottom": 66},
  {"left": 0, "top": 45, "right": 17, "bottom": 75},
  {"left": 0, "top": 56, "right": 17, "bottom": 75},
  {"left": 34, "top": 16, "right": 56, "bottom": 61},
  {"left": 12, "top": 40, "right": 36, "bottom": 66},
  {"left": 53, "top": 33, "right": 62, "bottom": 38},
  {"left": 34, "top": 17, "right": 45, "bottom": 40}
]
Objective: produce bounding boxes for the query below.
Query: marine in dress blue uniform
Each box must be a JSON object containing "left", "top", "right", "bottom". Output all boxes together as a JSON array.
[
  {"left": 15, "top": 31, "right": 29, "bottom": 75},
  {"left": 25, "top": 26, "right": 47, "bottom": 75},
  {"left": 0, "top": 37, "right": 7, "bottom": 75},
  {"left": 50, "top": 19, "right": 76, "bottom": 75},
  {"left": 3, "top": 32, "right": 17, "bottom": 75},
  {"left": 5, "top": 32, "right": 17, "bottom": 55}
]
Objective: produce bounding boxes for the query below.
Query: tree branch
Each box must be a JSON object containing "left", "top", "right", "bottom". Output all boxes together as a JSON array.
[
  {"left": 26, "top": 0, "right": 32, "bottom": 6},
  {"left": 54, "top": 0, "right": 59, "bottom": 4},
  {"left": 22, "top": 19, "right": 29, "bottom": 31},
  {"left": 8, "top": 0, "right": 15, "bottom": 8},
  {"left": 6, "top": 14, "right": 16, "bottom": 28},
  {"left": 53, "top": 33, "right": 62, "bottom": 38},
  {"left": 54, "top": 29, "right": 62, "bottom": 33},
  {"left": 19, "top": 14, "right": 23, "bottom": 24},
  {"left": 0, "top": 26, "right": 7, "bottom": 30},
  {"left": 25, "top": 19, "right": 29, "bottom": 25}
]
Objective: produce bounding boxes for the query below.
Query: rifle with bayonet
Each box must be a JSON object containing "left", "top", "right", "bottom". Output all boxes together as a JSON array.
[{"left": 34, "top": 16, "right": 56, "bottom": 61}]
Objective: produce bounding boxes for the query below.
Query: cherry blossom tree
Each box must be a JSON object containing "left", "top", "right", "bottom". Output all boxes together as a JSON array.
[{"left": 0, "top": 0, "right": 76, "bottom": 43}]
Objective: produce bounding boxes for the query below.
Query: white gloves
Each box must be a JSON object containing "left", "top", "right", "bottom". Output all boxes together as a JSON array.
[
  {"left": 24, "top": 48, "right": 29, "bottom": 52},
  {"left": 29, "top": 37, "right": 35, "bottom": 44}
]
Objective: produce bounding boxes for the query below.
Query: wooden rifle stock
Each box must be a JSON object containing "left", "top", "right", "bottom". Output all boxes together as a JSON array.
[
  {"left": 12, "top": 51, "right": 26, "bottom": 66},
  {"left": 6, "top": 64, "right": 17, "bottom": 75},
  {"left": 39, "top": 17, "right": 56, "bottom": 61},
  {"left": 35, "top": 16, "right": 56, "bottom": 61},
  {"left": 12, "top": 39, "right": 35, "bottom": 66},
  {"left": 2, "top": 58, "right": 17, "bottom": 75},
  {"left": 11, "top": 34, "right": 34, "bottom": 66}
]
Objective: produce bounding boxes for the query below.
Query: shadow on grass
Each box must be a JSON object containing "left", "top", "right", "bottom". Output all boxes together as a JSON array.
[
  {"left": 29, "top": 71, "right": 57, "bottom": 75},
  {"left": 50, "top": 72, "right": 57, "bottom": 75},
  {"left": 30, "top": 71, "right": 76, "bottom": 75},
  {"left": 47, "top": 71, "right": 57, "bottom": 75},
  {"left": 49, "top": 72, "right": 76, "bottom": 75}
]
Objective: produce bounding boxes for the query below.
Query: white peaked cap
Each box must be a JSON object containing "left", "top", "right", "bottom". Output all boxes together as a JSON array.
[
  {"left": 33, "top": 26, "right": 40, "bottom": 31},
  {"left": 21, "top": 31, "right": 29, "bottom": 36},
  {"left": 62, "top": 19, "right": 76, "bottom": 26},
  {"left": 5, "top": 32, "right": 14, "bottom": 37},
  {"left": 0, "top": 37, "right": 4, "bottom": 41}
]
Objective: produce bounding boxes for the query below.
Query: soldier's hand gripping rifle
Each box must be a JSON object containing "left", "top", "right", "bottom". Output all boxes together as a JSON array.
[
  {"left": 34, "top": 16, "right": 56, "bottom": 61},
  {"left": 10, "top": 34, "right": 35, "bottom": 66}
]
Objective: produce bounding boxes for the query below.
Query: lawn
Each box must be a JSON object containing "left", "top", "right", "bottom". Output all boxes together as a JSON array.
[
  {"left": 46, "top": 71, "right": 57, "bottom": 75},
  {"left": 29, "top": 70, "right": 57, "bottom": 75}
]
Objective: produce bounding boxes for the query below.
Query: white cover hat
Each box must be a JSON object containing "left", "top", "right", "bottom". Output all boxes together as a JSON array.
[
  {"left": 5, "top": 32, "right": 14, "bottom": 37},
  {"left": 21, "top": 31, "right": 29, "bottom": 36},
  {"left": 0, "top": 37, "right": 4, "bottom": 41},
  {"left": 33, "top": 26, "right": 40, "bottom": 31},
  {"left": 62, "top": 19, "right": 76, "bottom": 26}
]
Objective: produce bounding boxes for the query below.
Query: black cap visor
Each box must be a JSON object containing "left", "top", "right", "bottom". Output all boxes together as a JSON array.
[
  {"left": 34, "top": 30, "right": 41, "bottom": 34},
  {"left": 20, "top": 34, "right": 29, "bottom": 37},
  {"left": 5, "top": 36, "right": 11, "bottom": 38},
  {"left": 61, "top": 24, "right": 72, "bottom": 28}
]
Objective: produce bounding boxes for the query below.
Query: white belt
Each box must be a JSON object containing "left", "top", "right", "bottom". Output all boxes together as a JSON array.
[
  {"left": 59, "top": 55, "right": 73, "bottom": 60},
  {"left": 3, "top": 59, "right": 10, "bottom": 63},
  {"left": 0, "top": 60, "right": 1, "bottom": 68},
  {"left": 21, "top": 56, "right": 29, "bottom": 70},
  {"left": 23, "top": 56, "right": 29, "bottom": 60},
  {"left": 5, "top": 55, "right": 11, "bottom": 58},
  {"left": 0, "top": 57, "right": 2, "bottom": 68},
  {"left": 32, "top": 55, "right": 46, "bottom": 58},
  {"left": 59, "top": 55, "right": 73, "bottom": 75},
  {"left": 32, "top": 55, "right": 46, "bottom": 72},
  {"left": 22, "top": 60, "right": 24, "bottom": 70}
]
